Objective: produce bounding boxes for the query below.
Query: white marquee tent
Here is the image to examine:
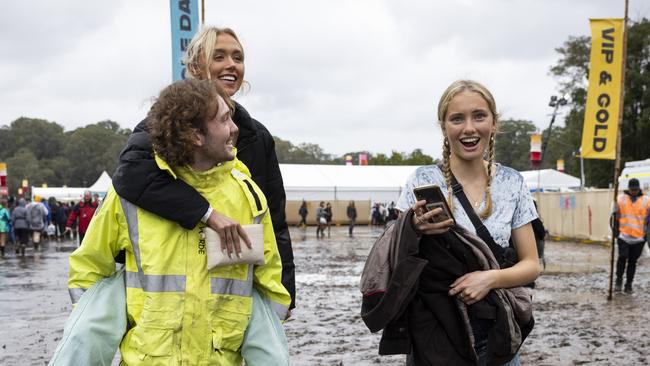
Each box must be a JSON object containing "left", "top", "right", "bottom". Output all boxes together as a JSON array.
[
  {"left": 520, "top": 169, "right": 581, "bottom": 192},
  {"left": 31, "top": 171, "right": 112, "bottom": 202},
  {"left": 281, "top": 165, "right": 582, "bottom": 201},
  {"left": 279, "top": 164, "right": 419, "bottom": 202}
]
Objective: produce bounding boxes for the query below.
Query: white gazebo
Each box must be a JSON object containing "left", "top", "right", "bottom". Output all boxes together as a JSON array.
[
  {"left": 520, "top": 169, "right": 581, "bottom": 192},
  {"left": 279, "top": 164, "right": 419, "bottom": 203},
  {"left": 31, "top": 171, "right": 112, "bottom": 202}
]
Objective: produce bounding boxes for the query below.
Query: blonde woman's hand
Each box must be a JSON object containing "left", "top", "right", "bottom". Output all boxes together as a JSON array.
[
  {"left": 411, "top": 199, "right": 454, "bottom": 235},
  {"left": 448, "top": 270, "right": 497, "bottom": 305},
  {"left": 206, "top": 210, "right": 252, "bottom": 258}
]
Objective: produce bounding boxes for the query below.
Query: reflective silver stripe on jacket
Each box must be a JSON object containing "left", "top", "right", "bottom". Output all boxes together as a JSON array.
[
  {"left": 620, "top": 214, "right": 643, "bottom": 220},
  {"left": 620, "top": 222, "right": 644, "bottom": 230},
  {"left": 69, "top": 288, "right": 86, "bottom": 304},
  {"left": 120, "top": 197, "right": 186, "bottom": 293},
  {"left": 125, "top": 271, "right": 186, "bottom": 292},
  {"left": 211, "top": 265, "right": 254, "bottom": 296}
]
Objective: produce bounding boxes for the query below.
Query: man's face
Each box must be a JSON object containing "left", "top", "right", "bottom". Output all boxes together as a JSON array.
[
  {"left": 195, "top": 96, "right": 238, "bottom": 167},
  {"left": 83, "top": 192, "right": 91, "bottom": 202},
  {"left": 629, "top": 187, "right": 640, "bottom": 196}
]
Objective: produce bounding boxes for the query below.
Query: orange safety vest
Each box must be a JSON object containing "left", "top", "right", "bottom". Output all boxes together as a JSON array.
[{"left": 618, "top": 194, "right": 650, "bottom": 239}]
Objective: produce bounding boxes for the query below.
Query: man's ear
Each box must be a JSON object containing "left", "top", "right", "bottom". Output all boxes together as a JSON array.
[{"left": 193, "top": 129, "right": 204, "bottom": 147}]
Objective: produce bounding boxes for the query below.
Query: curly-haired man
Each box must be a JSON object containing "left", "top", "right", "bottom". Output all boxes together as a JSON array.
[{"left": 67, "top": 79, "right": 290, "bottom": 365}]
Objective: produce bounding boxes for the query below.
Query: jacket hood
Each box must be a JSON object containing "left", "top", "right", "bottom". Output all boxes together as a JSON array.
[{"left": 18, "top": 198, "right": 26, "bottom": 207}]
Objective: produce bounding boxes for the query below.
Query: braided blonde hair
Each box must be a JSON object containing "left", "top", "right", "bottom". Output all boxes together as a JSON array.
[{"left": 438, "top": 80, "right": 498, "bottom": 220}]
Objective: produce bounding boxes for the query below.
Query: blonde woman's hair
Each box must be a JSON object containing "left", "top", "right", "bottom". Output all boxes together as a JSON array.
[
  {"left": 183, "top": 26, "right": 243, "bottom": 81},
  {"left": 438, "top": 79, "right": 498, "bottom": 220}
]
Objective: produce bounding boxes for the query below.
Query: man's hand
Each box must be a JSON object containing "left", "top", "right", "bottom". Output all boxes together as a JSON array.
[
  {"left": 64, "top": 227, "right": 72, "bottom": 235},
  {"left": 206, "top": 210, "right": 252, "bottom": 258}
]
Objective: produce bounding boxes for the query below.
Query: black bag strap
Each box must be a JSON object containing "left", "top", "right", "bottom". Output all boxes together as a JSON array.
[{"left": 449, "top": 174, "right": 508, "bottom": 266}]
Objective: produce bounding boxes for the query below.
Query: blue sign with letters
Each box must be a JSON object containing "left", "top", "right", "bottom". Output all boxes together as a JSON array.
[{"left": 170, "top": 0, "right": 199, "bottom": 81}]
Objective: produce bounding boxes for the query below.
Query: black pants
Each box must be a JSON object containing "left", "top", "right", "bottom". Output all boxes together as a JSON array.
[
  {"left": 616, "top": 238, "right": 644, "bottom": 286},
  {"left": 348, "top": 218, "right": 356, "bottom": 235},
  {"left": 15, "top": 228, "right": 29, "bottom": 246}
]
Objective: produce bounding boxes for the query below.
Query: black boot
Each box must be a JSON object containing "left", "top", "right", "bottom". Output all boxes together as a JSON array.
[
  {"left": 614, "top": 278, "right": 622, "bottom": 292},
  {"left": 624, "top": 283, "right": 633, "bottom": 294},
  {"left": 0, "top": 246, "right": 4, "bottom": 257}
]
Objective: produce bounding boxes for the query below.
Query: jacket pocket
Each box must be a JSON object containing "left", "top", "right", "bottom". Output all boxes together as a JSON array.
[
  {"left": 126, "top": 297, "right": 182, "bottom": 363},
  {"left": 212, "top": 309, "right": 250, "bottom": 352},
  {"left": 130, "top": 327, "right": 174, "bottom": 363},
  {"left": 139, "top": 297, "right": 183, "bottom": 329}
]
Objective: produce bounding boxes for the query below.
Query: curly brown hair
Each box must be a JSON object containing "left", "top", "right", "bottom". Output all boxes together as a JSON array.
[{"left": 147, "top": 79, "right": 232, "bottom": 167}]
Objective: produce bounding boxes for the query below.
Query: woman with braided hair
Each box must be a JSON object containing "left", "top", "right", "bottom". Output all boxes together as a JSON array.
[{"left": 396, "top": 80, "right": 540, "bottom": 365}]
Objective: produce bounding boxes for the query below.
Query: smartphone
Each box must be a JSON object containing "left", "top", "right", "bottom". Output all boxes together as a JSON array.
[{"left": 413, "top": 184, "right": 455, "bottom": 223}]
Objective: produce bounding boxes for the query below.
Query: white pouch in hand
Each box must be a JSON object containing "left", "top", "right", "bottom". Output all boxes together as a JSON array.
[{"left": 205, "top": 224, "right": 266, "bottom": 270}]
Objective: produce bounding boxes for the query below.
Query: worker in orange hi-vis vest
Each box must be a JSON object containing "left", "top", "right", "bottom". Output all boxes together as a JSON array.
[{"left": 614, "top": 178, "right": 650, "bottom": 293}]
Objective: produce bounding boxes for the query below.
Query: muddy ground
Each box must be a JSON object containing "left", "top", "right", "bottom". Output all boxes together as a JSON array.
[{"left": 1, "top": 226, "right": 649, "bottom": 365}]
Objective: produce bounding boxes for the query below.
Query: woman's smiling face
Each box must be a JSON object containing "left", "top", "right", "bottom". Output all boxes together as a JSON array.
[
  {"left": 442, "top": 90, "right": 496, "bottom": 163},
  {"left": 206, "top": 34, "right": 245, "bottom": 96}
]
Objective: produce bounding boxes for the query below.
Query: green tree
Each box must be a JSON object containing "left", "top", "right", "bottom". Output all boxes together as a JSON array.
[
  {"left": 550, "top": 18, "right": 650, "bottom": 187},
  {"left": 5, "top": 148, "right": 58, "bottom": 194},
  {"left": 63, "top": 121, "right": 130, "bottom": 187},
  {"left": 0, "top": 117, "right": 66, "bottom": 160},
  {"left": 494, "top": 119, "right": 538, "bottom": 171},
  {"left": 273, "top": 136, "right": 334, "bottom": 164}
]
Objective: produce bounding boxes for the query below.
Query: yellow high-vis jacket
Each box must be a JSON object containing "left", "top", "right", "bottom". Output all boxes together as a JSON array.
[{"left": 68, "top": 156, "right": 290, "bottom": 365}]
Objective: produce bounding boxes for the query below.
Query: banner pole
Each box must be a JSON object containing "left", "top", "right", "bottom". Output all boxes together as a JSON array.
[
  {"left": 201, "top": 0, "right": 205, "bottom": 25},
  {"left": 608, "top": 0, "right": 629, "bottom": 301}
]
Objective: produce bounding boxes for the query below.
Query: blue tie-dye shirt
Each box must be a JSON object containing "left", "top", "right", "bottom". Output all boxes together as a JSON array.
[{"left": 396, "top": 164, "right": 538, "bottom": 248}]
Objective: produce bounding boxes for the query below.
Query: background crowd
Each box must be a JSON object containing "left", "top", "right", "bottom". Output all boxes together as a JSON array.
[{"left": 0, "top": 191, "right": 99, "bottom": 257}]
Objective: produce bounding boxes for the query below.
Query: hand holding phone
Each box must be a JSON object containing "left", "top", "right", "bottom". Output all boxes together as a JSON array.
[{"left": 413, "top": 184, "right": 455, "bottom": 223}]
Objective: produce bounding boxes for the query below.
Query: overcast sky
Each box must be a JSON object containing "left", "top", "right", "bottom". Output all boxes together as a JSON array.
[{"left": 1, "top": 0, "right": 647, "bottom": 159}]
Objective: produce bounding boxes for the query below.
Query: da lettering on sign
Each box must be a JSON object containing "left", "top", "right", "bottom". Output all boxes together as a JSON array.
[{"left": 170, "top": 0, "right": 199, "bottom": 81}]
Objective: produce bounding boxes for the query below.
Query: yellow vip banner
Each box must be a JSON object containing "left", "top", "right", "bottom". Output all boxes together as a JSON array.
[{"left": 581, "top": 18, "right": 624, "bottom": 160}]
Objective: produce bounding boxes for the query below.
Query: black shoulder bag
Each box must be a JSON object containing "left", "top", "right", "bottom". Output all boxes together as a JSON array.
[{"left": 450, "top": 175, "right": 519, "bottom": 270}]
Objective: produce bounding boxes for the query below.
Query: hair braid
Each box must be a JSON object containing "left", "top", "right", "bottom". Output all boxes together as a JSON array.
[
  {"left": 480, "top": 133, "right": 496, "bottom": 220},
  {"left": 442, "top": 137, "right": 454, "bottom": 214}
]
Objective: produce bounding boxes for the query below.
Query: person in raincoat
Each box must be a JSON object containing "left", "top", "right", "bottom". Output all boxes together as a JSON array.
[
  {"left": 11, "top": 198, "right": 29, "bottom": 256},
  {"left": 0, "top": 199, "right": 11, "bottom": 257},
  {"left": 68, "top": 79, "right": 290, "bottom": 365}
]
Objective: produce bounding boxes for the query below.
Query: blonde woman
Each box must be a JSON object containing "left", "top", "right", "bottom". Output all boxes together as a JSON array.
[{"left": 396, "top": 80, "right": 540, "bottom": 365}]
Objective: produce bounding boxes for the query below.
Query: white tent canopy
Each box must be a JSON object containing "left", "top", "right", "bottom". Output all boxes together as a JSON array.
[
  {"left": 519, "top": 169, "right": 581, "bottom": 192},
  {"left": 281, "top": 165, "right": 582, "bottom": 201},
  {"left": 31, "top": 171, "right": 112, "bottom": 202},
  {"left": 280, "top": 164, "right": 418, "bottom": 202},
  {"left": 89, "top": 171, "right": 112, "bottom": 193}
]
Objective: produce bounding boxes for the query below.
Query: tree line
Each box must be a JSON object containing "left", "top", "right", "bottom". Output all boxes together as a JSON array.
[
  {"left": 0, "top": 117, "right": 437, "bottom": 195},
  {"left": 0, "top": 118, "right": 131, "bottom": 194}
]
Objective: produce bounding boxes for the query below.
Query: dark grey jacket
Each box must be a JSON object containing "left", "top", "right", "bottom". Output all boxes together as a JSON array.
[{"left": 12, "top": 204, "right": 29, "bottom": 230}]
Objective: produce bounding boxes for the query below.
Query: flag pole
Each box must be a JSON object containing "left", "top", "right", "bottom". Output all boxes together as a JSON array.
[
  {"left": 607, "top": 0, "right": 629, "bottom": 301},
  {"left": 201, "top": 0, "right": 205, "bottom": 25}
]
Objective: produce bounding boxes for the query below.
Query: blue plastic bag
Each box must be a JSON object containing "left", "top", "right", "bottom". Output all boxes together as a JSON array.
[
  {"left": 49, "top": 267, "right": 126, "bottom": 366},
  {"left": 242, "top": 287, "right": 290, "bottom": 365}
]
